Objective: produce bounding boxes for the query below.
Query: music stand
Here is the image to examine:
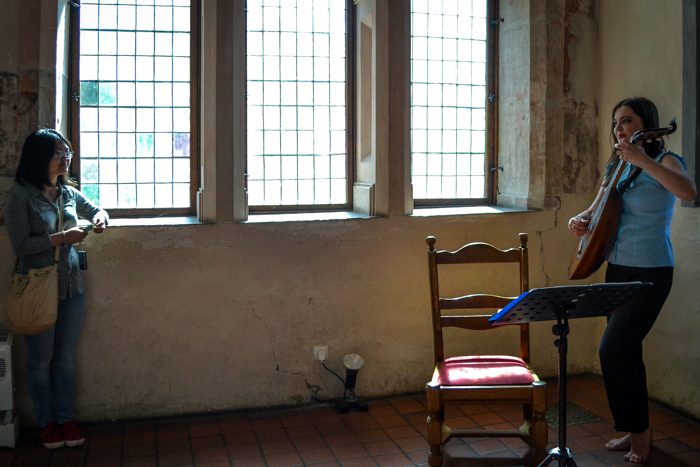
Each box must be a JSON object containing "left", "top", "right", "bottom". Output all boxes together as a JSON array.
[{"left": 489, "top": 282, "right": 652, "bottom": 467}]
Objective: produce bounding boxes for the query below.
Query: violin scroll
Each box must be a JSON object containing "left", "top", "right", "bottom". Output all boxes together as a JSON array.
[{"left": 630, "top": 118, "right": 677, "bottom": 145}]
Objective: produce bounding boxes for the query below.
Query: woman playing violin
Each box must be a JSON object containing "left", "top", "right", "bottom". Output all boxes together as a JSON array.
[{"left": 568, "top": 97, "right": 696, "bottom": 464}]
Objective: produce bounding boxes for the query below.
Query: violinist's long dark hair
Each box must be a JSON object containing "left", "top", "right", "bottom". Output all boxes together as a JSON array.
[
  {"left": 603, "top": 97, "right": 665, "bottom": 187},
  {"left": 15, "top": 129, "right": 78, "bottom": 190}
]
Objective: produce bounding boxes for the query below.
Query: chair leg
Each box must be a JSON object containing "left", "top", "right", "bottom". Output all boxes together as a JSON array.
[
  {"left": 427, "top": 411, "right": 444, "bottom": 466},
  {"left": 530, "top": 381, "right": 549, "bottom": 466},
  {"left": 426, "top": 386, "right": 444, "bottom": 466}
]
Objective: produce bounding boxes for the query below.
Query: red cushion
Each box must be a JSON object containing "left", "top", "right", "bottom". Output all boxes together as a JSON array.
[
  {"left": 434, "top": 355, "right": 536, "bottom": 386},
  {"left": 443, "top": 355, "right": 528, "bottom": 366}
]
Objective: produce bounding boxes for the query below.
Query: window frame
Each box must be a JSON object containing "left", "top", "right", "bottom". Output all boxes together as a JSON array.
[
  {"left": 246, "top": 0, "right": 356, "bottom": 214},
  {"left": 69, "top": 0, "right": 201, "bottom": 217},
  {"left": 411, "top": 0, "right": 498, "bottom": 208},
  {"left": 683, "top": 0, "right": 700, "bottom": 208}
]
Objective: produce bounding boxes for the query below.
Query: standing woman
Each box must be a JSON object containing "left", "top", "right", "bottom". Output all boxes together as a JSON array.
[
  {"left": 5, "top": 129, "right": 108, "bottom": 449},
  {"left": 568, "top": 97, "right": 696, "bottom": 464}
]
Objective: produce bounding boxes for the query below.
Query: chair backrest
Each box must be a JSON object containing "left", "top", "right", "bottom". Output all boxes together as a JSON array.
[{"left": 426, "top": 233, "right": 530, "bottom": 365}]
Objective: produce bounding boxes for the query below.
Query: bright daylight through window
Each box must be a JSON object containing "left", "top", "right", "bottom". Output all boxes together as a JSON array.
[
  {"left": 246, "top": 0, "right": 348, "bottom": 208},
  {"left": 411, "top": 0, "right": 489, "bottom": 202},
  {"left": 77, "top": 0, "right": 192, "bottom": 210}
]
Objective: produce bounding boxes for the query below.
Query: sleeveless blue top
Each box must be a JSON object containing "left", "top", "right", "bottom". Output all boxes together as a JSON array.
[{"left": 606, "top": 151, "right": 685, "bottom": 268}]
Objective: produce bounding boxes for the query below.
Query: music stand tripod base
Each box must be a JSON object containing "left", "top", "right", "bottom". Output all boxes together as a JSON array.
[
  {"left": 489, "top": 282, "right": 652, "bottom": 467},
  {"left": 540, "top": 303, "right": 579, "bottom": 465},
  {"left": 540, "top": 447, "right": 577, "bottom": 466}
]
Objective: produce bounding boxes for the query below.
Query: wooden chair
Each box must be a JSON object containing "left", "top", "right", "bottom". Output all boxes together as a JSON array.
[{"left": 425, "top": 233, "right": 547, "bottom": 466}]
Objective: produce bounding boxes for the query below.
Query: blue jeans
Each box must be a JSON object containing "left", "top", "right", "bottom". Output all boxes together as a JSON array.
[{"left": 24, "top": 294, "right": 85, "bottom": 427}]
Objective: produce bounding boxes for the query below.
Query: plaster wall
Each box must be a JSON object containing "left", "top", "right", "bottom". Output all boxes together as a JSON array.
[
  {"left": 0, "top": 208, "right": 599, "bottom": 421},
  {"left": 598, "top": 0, "right": 700, "bottom": 419},
  {"left": 498, "top": 0, "right": 599, "bottom": 209},
  {"left": 0, "top": 0, "right": 605, "bottom": 423},
  {"left": 0, "top": 0, "right": 60, "bottom": 204}
]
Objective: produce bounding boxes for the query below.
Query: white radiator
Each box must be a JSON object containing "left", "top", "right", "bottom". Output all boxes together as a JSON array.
[
  {"left": 0, "top": 331, "right": 13, "bottom": 411},
  {"left": 0, "top": 331, "right": 19, "bottom": 447}
]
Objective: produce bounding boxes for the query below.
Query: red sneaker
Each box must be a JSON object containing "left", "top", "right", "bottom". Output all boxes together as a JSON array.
[
  {"left": 60, "top": 420, "right": 85, "bottom": 447},
  {"left": 40, "top": 422, "right": 65, "bottom": 449}
]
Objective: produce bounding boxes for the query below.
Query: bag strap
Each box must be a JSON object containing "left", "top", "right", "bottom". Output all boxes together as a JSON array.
[
  {"left": 54, "top": 193, "right": 64, "bottom": 263},
  {"left": 11, "top": 189, "right": 65, "bottom": 272}
]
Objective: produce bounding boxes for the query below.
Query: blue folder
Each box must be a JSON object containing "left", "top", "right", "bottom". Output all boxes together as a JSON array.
[{"left": 489, "top": 282, "right": 652, "bottom": 326}]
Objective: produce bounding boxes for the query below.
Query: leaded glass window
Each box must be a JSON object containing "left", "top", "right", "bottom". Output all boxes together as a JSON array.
[
  {"left": 246, "top": 0, "right": 349, "bottom": 208},
  {"left": 75, "top": 0, "right": 195, "bottom": 212},
  {"left": 411, "top": 0, "right": 493, "bottom": 204}
]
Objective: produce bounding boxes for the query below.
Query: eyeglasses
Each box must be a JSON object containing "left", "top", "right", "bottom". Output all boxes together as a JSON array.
[{"left": 54, "top": 150, "right": 73, "bottom": 160}]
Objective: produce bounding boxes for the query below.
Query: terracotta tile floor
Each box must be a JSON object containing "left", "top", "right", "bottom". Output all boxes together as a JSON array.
[{"left": 2, "top": 375, "right": 700, "bottom": 466}]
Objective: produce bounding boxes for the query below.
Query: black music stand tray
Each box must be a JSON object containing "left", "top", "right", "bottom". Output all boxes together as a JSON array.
[{"left": 489, "top": 282, "right": 651, "bottom": 467}]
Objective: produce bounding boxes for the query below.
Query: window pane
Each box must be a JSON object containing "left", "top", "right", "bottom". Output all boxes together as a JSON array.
[
  {"left": 247, "top": 0, "right": 347, "bottom": 207},
  {"left": 99, "top": 5, "right": 117, "bottom": 30},
  {"left": 118, "top": 133, "right": 135, "bottom": 158},
  {"left": 117, "top": 83, "right": 136, "bottom": 107},
  {"left": 173, "top": 183, "right": 189, "bottom": 207},
  {"left": 78, "top": 0, "right": 193, "bottom": 210},
  {"left": 81, "top": 31, "right": 98, "bottom": 55},
  {"left": 118, "top": 6, "right": 136, "bottom": 30},
  {"left": 117, "top": 108, "right": 136, "bottom": 133},
  {"left": 82, "top": 132, "right": 99, "bottom": 157},
  {"left": 100, "top": 184, "right": 118, "bottom": 207},
  {"left": 173, "top": 7, "right": 189, "bottom": 32},
  {"left": 136, "top": 108, "right": 154, "bottom": 132},
  {"left": 82, "top": 159, "right": 99, "bottom": 183},
  {"left": 155, "top": 184, "right": 172, "bottom": 207},
  {"left": 81, "top": 5, "right": 99, "bottom": 30},
  {"left": 137, "top": 184, "right": 155, "bottom": 208},
  {"left": 136, "top": 160, "right": 155, "bottom": 183},
  {"left": 154, "top": 83, "right": 172, "bottom": 107},
  {"left": 411, "top": 0, "right": 489, "bottom": 202},
  {"left": 155, "top": 133, "right": 173, "bottom": 157},
  {"left": 118, "top": 159, "right": 136, "bottom": 184}
]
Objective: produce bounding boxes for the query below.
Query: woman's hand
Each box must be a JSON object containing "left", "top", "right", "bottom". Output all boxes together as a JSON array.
[
  {"left": 60, "top": 227, "right": 88, "bottom": 245},
  {"left": 616, "top": 141, "right": 697, "bottom": 201},
  {"left": 92, "top": 213, "right": 107, "bottom": 233},
  {"left": 615, "top": 139, "right": 649, "bottom": 167},
  {"left": 568, "top": 213, "right": 591, "bottom": 237},
  {"left": 65, "top": 227, "right": 88, "bottom": 244}
]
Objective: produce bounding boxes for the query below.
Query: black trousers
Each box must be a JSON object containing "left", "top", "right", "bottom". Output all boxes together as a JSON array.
[{"left": 600, "top": 263, "right": 673, "bottom": 433}]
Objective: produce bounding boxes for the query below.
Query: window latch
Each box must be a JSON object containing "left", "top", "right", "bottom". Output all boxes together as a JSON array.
[
  {"left": 491, "top": 17, "right": 504, "bottom": 26},
  {"left": 490, "top": 165, "right": 504, "bottom": 173},
  {"left": 488, "top": 93, "right": 497, "bottom": 103},
  {"left": 71, "top": 92, "right": 80, "bottom": 102}
]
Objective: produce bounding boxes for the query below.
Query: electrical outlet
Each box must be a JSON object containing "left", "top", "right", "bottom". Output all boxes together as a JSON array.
[{"left": 312, "top": 344, "right": 329, "bottom": 362}]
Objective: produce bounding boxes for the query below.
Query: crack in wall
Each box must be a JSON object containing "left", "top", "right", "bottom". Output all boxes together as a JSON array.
[
  {"left": 536, "top": 196, "right": 562, "bottom": 287},
  {"left": 250, "top": 306, "right": 307, "bottom": 382},
  {"left": 250, "top": 306, "right": 279, "bottom": 365}
]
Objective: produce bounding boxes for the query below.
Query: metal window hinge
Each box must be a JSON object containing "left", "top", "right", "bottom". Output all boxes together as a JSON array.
[
  {"left": 491, "top": 17, "right": 504, "bottom": 26},
  {"left": 488, "top": 93, "right": 497, "bottom": 103},
  {"left": 490, "top": 165, "right": 504, "bottom": 172}
]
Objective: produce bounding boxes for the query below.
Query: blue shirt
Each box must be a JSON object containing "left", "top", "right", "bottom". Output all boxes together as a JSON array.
[
  {"left": 606, "top": 151, "right": 684, "bottom": 268},
  {"left": 5, "top": 182, "right": 107, "bottom": 299}
]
